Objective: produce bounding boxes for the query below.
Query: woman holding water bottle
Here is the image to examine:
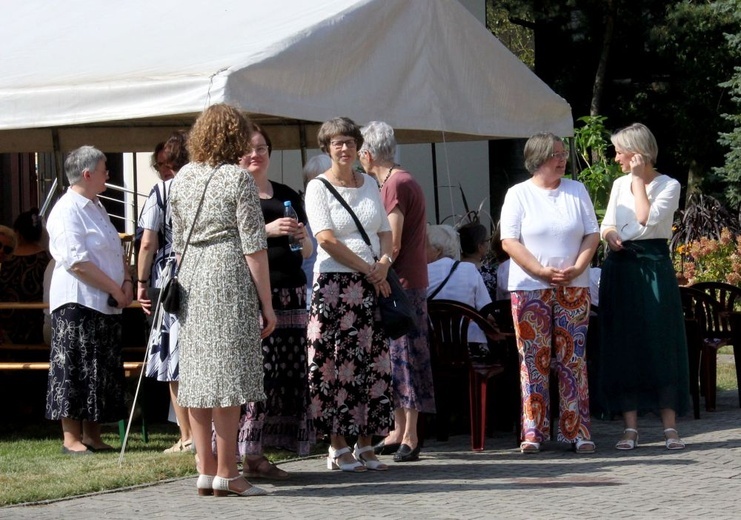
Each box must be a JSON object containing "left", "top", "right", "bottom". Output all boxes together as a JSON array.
[
  {"left": 234, "top": 123, "right": 314, "bottom": 478},
  {"left": 500, "top": 132, "right": 600, "bottom": 455}
]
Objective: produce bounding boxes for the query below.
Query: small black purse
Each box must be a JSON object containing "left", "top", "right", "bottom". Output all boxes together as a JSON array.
[
  {"left": 316, "top": 177, "right": 415, "bottom": 340},
  {"left": 159, "top": 167, "right": 217, "bottom": 315}
]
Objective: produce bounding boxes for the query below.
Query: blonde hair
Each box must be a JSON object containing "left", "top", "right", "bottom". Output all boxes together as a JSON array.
[
  {"left": 611, "top": 123, "right": 658, "bottom": 165},
  {"left": 427, "top": 224, "right": 460, "bottom": 260}
]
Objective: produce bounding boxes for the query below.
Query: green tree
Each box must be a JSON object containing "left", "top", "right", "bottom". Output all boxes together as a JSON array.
[
  {"left": 573, "top": 115, "right": 622, "bottom": 216},
  {"left": 712, "top": 0, "right": 741, "bottom": 208},
  {"left": 488, "top": 0, "right": 739, "bottom": 207}
]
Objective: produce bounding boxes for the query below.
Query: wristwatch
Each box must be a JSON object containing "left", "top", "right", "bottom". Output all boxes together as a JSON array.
[{"left": 382, "top": 253, "right": 394, "bottom": 265}]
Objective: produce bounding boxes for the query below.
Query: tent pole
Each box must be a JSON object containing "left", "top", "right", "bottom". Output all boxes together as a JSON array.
[
  {"left": 431, "top": 143, "right": 440, "bottom": 224},
  {"left": 299, "top": 122, "right": 307, "bottom": 166},
  {"left": 52, "top": 128, "right": 65, "bottom": 198}
]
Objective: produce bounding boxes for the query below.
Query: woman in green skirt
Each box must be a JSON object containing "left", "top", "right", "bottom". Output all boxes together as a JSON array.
[{"left": 598, "top": 123, "right": 689, "bottom": 451}]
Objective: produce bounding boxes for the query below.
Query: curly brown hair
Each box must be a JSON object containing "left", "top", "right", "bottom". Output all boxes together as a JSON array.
[{"left": 187, "top": 104, "right": 252, "bottom": 166}]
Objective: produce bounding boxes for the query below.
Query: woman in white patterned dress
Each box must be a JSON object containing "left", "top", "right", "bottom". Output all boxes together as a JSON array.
[{"left": 169, "top": 104, "right": 275, "bottom": 497}]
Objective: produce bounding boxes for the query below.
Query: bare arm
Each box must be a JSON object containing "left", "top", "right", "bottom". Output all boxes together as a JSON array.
[
  {"left": 316, "top": 229, "right": 374, "bottom": 275},
  {"left": 70, "top": 259, "right": 133, "bottom": 308},
  {"left": 136, "top": 229, "right": 159, "bottom": 314},
  {"left": 559, "top": 233, "right": 600, "bottom": 284},
  {"left": 245, "top": 249, "right": 276, "bottom": 339},
  {"left": 501, "top": 238, "right": 553, "bottom": 283},
  {"left": 387, "top": 207, "right": 404, "bottom": 261}
]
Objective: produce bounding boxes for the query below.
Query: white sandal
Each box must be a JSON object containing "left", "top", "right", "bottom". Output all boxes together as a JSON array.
[
  {"left": 520, "top": 441, "right": 540, "bottom": 453},
  {"left": 664, "top": 428, "right": 686, "bottom": 450},
  {"left": 353, "top": 443, "right": 388, "bottom": 471},
  {"left": 327, "top": 446, "right": 366, "bottom": 472},
  {"left": 615, "top": 428, "right": 639, "bottom": 450},
  {"left": 574, "top": 439, "right": 596, "bottom": 454}
]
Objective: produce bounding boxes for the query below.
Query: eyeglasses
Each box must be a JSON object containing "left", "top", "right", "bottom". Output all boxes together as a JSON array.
[
  {"left": 550, "top": 151, "right": 569, "bottom": 160},
  {"left": 330, "top": 139, "right": 357, "bottom": 150},
  {"left": 246, "top": 145, "right": 269, "bottom": 156}
]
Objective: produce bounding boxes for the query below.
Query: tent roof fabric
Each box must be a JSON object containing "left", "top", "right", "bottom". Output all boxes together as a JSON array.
[{"left": 0, "top": 0, "right": 572, "bottom": 152}]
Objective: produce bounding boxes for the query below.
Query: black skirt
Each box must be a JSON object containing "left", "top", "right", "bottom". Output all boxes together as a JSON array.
[
  {"left": 45, "top": 304, "right": 126, "bottom": 422},
  {"left": 596, "top": 239, "right": 690, "bottom": 417}
]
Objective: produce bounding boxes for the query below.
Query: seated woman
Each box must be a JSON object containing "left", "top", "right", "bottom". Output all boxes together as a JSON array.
[
  {"left": 426, "top": 224, "right": 503, "bottom": 360},
  {"left": 0, "top": 208, "right": 52, "bottom": 344}
]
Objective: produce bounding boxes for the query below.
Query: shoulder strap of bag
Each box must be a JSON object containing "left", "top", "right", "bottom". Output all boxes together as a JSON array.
[
  {"left": 178, "top": 167, "right": 218, "bottom": 267},
  {"left": 316, "top": 177, "right": 377, "bottom": 260},
  {"left": 427, "top": 261, "right": 460, "bottom": 301}
]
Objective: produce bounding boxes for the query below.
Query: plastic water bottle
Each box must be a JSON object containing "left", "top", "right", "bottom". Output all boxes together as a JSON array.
[{"left": 284, "top": 201, "right": 303, "bottom": 252}]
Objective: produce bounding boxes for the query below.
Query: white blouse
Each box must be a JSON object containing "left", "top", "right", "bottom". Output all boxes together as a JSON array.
[
  {"left": 600, "top": 173, "right": 680, "bottom": 241},
  {"left": 304, "top": 173, "right": 391, "bottom": 273},
  {"left": 47, "top": 189, "right": 125, "bottom": 314},
  {"left": 427, "top": 257, "right": 491, "bottom": 343},
  {"left": 500, "top": 178, "right": 599, "bottom": 291}
]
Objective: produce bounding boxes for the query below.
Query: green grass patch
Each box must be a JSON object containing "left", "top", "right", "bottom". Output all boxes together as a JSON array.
[
  {"left": 0, "top": 422, "right": 196, "bottom": 506},
  {"left": 0, "top": 420, "right": 325, "bottom": 507},
  {"left": 716, "top": 345, "right": 737, "bottom": 392}
]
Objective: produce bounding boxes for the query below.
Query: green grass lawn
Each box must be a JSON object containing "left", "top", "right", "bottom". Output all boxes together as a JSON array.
[
  {"left": 0, "top": 422, "right": 197, "bottom": 506},
  {"left": 717, "top": 345, "right": 738, "bottom": 391}
]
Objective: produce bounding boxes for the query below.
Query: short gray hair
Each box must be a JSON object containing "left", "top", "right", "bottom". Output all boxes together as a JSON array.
[
  {"left": 523, "top": 132, "right": 563, "bottom": 173},
  {"left": 427, "top": 224, "right": 460, "bottom": 260},
  {"left": 360, "top": 121, "right": 396, "bottom": 163},
  {"left": 611, "top": 123, "right": 658, "bottom": 165},
  {"left": 64, "top": 146, "right": 106, "bottom": 186},
  {"left": 302, "top": 154, "right": 332, "bottom": 188}
]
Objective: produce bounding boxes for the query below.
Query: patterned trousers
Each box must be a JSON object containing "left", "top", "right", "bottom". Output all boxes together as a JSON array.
[{"left": 511, "top": 287, "right": 592, "bottom": 443}]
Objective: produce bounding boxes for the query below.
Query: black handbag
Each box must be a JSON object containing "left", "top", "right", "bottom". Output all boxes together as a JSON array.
[
  {"left": 316, "top": 177, "right": 415, "bottom": 340},
  {"left": 159, "top": 167, "right": 217, "bottom": 314}
]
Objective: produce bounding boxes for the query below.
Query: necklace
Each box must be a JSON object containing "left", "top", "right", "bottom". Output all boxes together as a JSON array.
[
  {"left": 380, "top": 164, "right": 399, "bottom": 188},
  {"left": 333, "top": 170, "right": 357, "bottom": 188}
]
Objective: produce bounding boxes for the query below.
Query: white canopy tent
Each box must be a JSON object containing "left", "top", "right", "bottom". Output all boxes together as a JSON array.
[{"left": 0, "top": 0, "right": 572, "bottom": 154}]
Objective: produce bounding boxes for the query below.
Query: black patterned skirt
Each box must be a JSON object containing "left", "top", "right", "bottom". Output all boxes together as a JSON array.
[{"left": 45, "top": 304, "right": 126, "bottom": 423}]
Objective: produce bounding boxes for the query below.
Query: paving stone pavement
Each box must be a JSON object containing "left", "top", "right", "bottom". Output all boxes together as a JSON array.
[{"left": 4, "top": 390, "right": 741, "bottom": 520}]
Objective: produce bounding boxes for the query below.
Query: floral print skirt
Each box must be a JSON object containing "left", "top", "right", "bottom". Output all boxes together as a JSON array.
[
  {"left": 388, "top": 288, "right": 436, "bottom": 413},
  {"left": 307, "top": 272, "right": 393, "bottom": 437},
  {"left": 45, "top": 304, "right": 126, "bottom": 423}
]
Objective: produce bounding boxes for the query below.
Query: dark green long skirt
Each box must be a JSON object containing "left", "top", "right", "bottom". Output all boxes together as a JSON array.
[{"left": 596, "top": 239, "right": 690, "bottom": 417}]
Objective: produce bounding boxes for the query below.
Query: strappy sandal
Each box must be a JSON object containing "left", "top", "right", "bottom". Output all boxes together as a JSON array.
[
  {"left": 574, "top": 439, "right": 596, "bottom": 454},
  {"left": 520, "top": 441, "right": 540, "bottom": 454},
  {"left": 243, "top": 456, "right": 290, "bottom": 480},
  {"left": 327, "top": 446, "right": 366, "bottom": 472},
  {"left": 164, "top": 438, "right": 193, "bottom": 454},
  {"left": 615, "top": 428, "right": 639, "bottom": 450},
  {"left": 353, "top": 443, "right": 388, "bottom": 471},
  {"left": 664, "top": 428, "right": 686, "bottom": 450}
]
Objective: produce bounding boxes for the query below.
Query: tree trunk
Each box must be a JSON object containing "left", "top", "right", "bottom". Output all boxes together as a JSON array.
[{"left": 590, "top": 0, "right": 616, "bottom": 116}]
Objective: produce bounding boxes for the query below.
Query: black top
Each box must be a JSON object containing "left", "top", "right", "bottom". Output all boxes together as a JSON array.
[{"left": 261, "top": 181, "right": 308, "bottom": 289}]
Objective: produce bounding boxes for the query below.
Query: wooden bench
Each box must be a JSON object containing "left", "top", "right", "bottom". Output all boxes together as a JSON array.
[
  {"left": 0, "top": 360, "right": 145, "bottom": 376},
  {"left": 0, "top": 301, "right": 150, "bottom": 443}
]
